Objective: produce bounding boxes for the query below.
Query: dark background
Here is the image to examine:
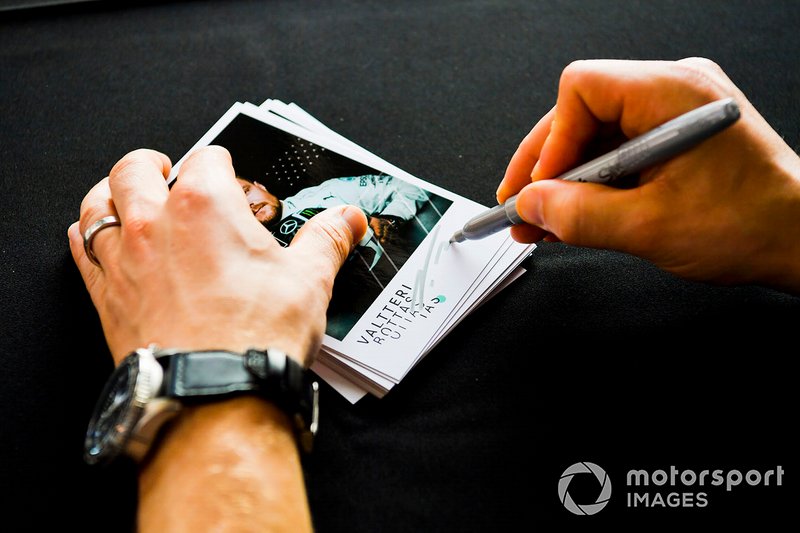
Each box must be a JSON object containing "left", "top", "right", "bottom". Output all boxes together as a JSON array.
[{"left": 1, "top": 0, "right": 797, "bottom": 530}]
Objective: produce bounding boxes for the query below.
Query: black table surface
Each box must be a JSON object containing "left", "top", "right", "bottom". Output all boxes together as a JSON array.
[{"left": 2, "top": 1, "right": 798, "bottom": 529}]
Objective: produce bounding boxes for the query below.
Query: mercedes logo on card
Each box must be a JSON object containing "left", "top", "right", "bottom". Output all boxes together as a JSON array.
[
  {"left": 280, "top": 219, "right": 299, "bottom": 235},
  {"left": 558, "top": 462, "right": 612, "bottom": 515}
]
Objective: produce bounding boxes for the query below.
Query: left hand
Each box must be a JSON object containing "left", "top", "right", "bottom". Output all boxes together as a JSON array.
[{"left": 69, "top": 146, "right": 367, "bottom": 366}]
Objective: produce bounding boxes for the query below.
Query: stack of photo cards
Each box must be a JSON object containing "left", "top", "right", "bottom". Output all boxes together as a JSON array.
[{"left": 167, "top": 99, "right": 535, "bottom": 403}]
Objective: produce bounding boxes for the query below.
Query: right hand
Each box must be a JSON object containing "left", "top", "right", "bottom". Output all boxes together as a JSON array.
[{"left": 497, "top": 58, "right": 800, "bottom": 293}]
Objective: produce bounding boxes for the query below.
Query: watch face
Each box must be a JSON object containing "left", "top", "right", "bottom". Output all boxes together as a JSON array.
[{"left": 84, "top": 353, "right": 143, "bottom": 464}]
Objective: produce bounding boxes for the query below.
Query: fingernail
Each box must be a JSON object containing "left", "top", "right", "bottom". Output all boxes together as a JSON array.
[
  {"left": 516, "top": 187, "right": 545, "bottom": 228},
  {"left": 495, "top": 183, "right": 505, "bottom": 203},
  {"left": 68, "top": 221, "right": 79, "bottom": 238},
  {"left": 340, "top": 206, "right": 367, "bottom": 243},
  {"left": 530, "top": 160, "right": 540, "bottom": 179}
]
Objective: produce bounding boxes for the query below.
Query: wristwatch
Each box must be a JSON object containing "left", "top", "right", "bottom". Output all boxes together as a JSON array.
[{"left": 84, "top": 345, "right": 319, "bottom": 465}]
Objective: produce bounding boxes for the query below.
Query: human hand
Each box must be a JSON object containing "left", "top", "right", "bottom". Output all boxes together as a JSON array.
[
  {"left": 497, "top": 58, "right": 800, "bottom": 293},
  {"left": 69, "top": 146, "right": 367, "bottom": 366}
]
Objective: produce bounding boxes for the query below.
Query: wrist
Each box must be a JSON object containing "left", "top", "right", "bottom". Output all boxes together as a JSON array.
[
  {"left": 138, "top": 397, "right": 312, "bottom": 532},
  {"left": 751, "top": 154, "right": 800, "bottom": 294},
  {"left": 85, "top": 346, "right": 319, "bottom": 465},
  {"left": 763, "top": 203, "right": 800, "bottom": 295},
  {"left": 140, "top": 395, "right": 295, "bottom": 475}
]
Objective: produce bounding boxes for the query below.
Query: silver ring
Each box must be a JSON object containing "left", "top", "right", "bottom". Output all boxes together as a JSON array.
[{"left": 83, "top": 215, "right": 121, "bottom": 268}]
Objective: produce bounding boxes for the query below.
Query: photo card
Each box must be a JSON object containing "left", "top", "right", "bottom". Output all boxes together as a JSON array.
[{"left": 169, "top": 102, "right": 534, "bottom": 399}]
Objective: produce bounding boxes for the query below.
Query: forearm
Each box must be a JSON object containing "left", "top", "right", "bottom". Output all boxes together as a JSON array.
[{"left": 138, "top": 396, "right": 313, "bottom": 533}]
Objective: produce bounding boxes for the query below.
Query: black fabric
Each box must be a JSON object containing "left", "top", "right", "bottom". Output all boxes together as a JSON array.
[{"left": 1, "top": 0, "right": 798, "bottom": 529}]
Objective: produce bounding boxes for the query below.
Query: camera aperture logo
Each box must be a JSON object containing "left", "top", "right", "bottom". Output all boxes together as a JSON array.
[{"left": 558, "top": 462, "right": 612, "bottom": 516}]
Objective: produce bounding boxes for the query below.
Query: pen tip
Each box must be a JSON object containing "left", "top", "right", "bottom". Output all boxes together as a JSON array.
[{"left": 449, "top": 230, "right": 464, "bottom": 244}]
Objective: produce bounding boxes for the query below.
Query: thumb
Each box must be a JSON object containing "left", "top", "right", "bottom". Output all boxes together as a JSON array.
[
  {"left": 289, "top": 205, "right": 368, "bottom": 287},
  {"left": 515, "top": 179, "right": 649, "bottom": 250}
]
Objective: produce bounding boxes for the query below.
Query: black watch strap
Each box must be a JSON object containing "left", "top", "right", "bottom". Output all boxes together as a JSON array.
[{"left": 158, "top": 348, "right": 319, "bottom": 452}]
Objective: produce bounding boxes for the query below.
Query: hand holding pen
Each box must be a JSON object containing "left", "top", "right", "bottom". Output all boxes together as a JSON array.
[
  {"left": 451, "top": 97, "right": 740, "bottom": 243},
  {"left": 469, "top": 59, "right": 800, "bottom": 293}
]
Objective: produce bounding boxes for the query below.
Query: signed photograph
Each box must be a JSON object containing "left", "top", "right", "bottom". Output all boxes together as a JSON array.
[{"left": 168, "top": 102, "right": 533, "bottom": 396}]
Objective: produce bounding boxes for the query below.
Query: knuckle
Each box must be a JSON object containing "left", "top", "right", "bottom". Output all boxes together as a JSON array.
[
  {"left": 79, "top": 202, "right": 107, "bottom": 228},
  {"left": 79, "top": 179, "right": 111, "bottom": 221},
  {"left": 168, "top": 180, "right": 214, "bottom": 215},
  {"left": 671, "top": 59, "right": 730, "bottom": 99},
  {"left": 562, "top": 59, "right": 591, "bottom": 76},
  {"left": 200, "top": 144, "right": 232, "bottom": 161},
  {"left": 121, "top": 213, "right": 155, "bottom": 243},
  {"left": 678, "top": 56, "right": 724, "bottom": 75},
  {"left": 109, "top": 149, "right": 153, "bottom": 181},
  {"left": 559, "top": 60, "right": 590, "bottom": 88},
  {"left": 184, "top": 145, "right": 232, "bottom": 171},
  {"left": 559, "top": 59, "right": 610, "bottom": 91}
]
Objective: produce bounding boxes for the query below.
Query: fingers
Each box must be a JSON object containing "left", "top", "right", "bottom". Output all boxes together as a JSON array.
[
  {"left": 509, "top": 223, "right": 549, "bottom": 244},
  {"left": 72, "top": 178, "right": 120, "bottom": 308},
  {"left": 75, "top": 150, "right": 172, "bottom": 273},
  {"left": 534, "top": 59, "right": 733, "bottom": 182},
  {"left": 68, "top": 220, "right": 104, "bottom": 294},
  {"left": 168, "top": 146, "right": 256, "bottom": 227},
  {"left": 496, "top": 106, "right": 555, "bottom": 203},
  {"left": 497, "top": 59, "right": 728, "bottom": 206},
  {"left": 289, "top": 205, "right": 367, "bottom": 296},
  {"left": 78, "top": 177, "right": 120, "bottom": 271},
  {"left": 108, "top": 149, "right": 171, "bottom": 225},
  {"left": 515, "top": 179, "right": 659, "bottom": 252},
  {"left": 171, "top": 146, "right": 238, "bottom": 201},
  {"left": 505, "top": 58, "right": 738, "bottom": 248}
]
